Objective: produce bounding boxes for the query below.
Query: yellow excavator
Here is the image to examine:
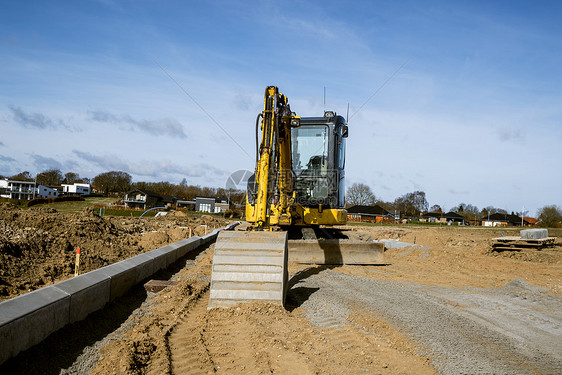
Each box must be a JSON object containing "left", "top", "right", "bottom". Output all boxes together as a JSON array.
[{"left": 208, "top": 86, "right": 384, "bottom": 308}]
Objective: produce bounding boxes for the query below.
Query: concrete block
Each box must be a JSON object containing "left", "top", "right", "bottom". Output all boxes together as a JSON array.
[
  {"left": 53, "top": 271, "right": 110, "bottom": 323},
  {"left": 145, "top": 250, "right": 167, "bottom": 273},
  {"left": 226, "top": 222, "right": 240, "bottom": 230},
  {"left": 147, "top": 244, "right": 178, "bottom": 268},
  {"left": 0, "top": 286, "right": 70, "bottom": 364},
  {"left": 521, "top": 229, "right": 548, "bottom": 239},
  {"left": 176, "top": 236, "right": 201, "bottom": 258},
  {"left": 119, "top": 253, "right": 155, "bottom": 284},
  {"left": 97, "top": 261, "right": 137, "bottom": 300},
  {"left": 201, "top": 230, "right": 220, "bottom": 245}
]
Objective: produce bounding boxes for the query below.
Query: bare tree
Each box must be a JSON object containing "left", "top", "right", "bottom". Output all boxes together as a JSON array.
[
  {"left": 37, "top": 169, "right": 63, "bottom": 186},
  {"left": 93, "top": 171, "right": 132, "bottom": 195},
  {"left": 346, "top": 183, "right": 376, "bottom": 206},
  {"left": 429, "top": 204, "right": 442, "bottom": 213},
  {"left": 537, "top": 205, "right": 562, "bottom": 227},
  {"left": 63, "top": 172, "right": 80, "bottom": 184},
  {"left": 394, "top": 191, "right": 428, "bottom": 217},
  {"left": 481, "top": 206, "right": 507, "bottom": 217},
  {"left": 455, "top": 203, "right": 479, "bottom": 218},
  {"left": 9, "top": 171, "right": 33, "bottom": 181}
]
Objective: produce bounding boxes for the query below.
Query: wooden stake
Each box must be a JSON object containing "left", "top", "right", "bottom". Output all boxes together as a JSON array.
[
  {"left": 74, "top": 248, "right": 81, "bottom": 277},
  {"left": 204, "top": 222, "right": 207, "bottom": 235},
  {"left": 189, "top": 226, "right": 192, "bottom": 238}
]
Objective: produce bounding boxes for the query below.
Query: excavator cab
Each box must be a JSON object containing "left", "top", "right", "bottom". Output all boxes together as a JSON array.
[{"left": 292, "top": 113, "right": 347, "bottom": 209}]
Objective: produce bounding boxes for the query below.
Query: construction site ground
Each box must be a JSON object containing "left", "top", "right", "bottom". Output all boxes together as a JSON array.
[{"left": 1, "top": 205, "right": 561, "bottom": 374}]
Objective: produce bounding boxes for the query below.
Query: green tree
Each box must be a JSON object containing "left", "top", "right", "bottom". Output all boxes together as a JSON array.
[{"left": 537, "top": 205, "right": 562, "bottom": 227}]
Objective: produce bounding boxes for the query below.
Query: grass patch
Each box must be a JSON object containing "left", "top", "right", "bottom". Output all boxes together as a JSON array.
[{"left": 36, "top": 197, "right": 118, "bottom": 214}]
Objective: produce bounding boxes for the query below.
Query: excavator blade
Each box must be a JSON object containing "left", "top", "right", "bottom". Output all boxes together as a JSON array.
[
  {"left": 288, "top": 239, "right": 385, "bottom": 265},
  {"left": 208, "top": 231, "right": 288, "bottom": 309}
]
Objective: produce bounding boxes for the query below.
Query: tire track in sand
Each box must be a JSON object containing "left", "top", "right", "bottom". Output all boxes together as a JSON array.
[{"left": 169, "top": 291, "right": 216, "bottom": 375}]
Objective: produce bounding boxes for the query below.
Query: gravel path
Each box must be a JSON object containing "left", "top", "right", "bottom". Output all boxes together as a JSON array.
[{"left": 291, "top": 270, "right": 562, "bottom": 375}]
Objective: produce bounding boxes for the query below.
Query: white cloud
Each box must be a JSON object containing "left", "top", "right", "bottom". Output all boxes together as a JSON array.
[{"left": 73, "top": 150, "right": 227, "bottom": 180}]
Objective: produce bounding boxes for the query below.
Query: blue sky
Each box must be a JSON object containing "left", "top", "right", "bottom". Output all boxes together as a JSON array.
[{"left": 1, "top": 0, "right": 561, "bottom": 216}]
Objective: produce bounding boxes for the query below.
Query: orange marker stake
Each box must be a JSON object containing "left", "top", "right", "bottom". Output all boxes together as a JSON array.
[{"left": 74, "top": 248, "right": 81, "bottom": 277}]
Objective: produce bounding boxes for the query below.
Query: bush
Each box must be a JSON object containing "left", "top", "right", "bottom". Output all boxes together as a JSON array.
[{"left": 537, "top": 205, "right": 562, "bottom": 228}]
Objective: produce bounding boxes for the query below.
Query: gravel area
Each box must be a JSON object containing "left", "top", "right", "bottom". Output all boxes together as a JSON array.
[{"left": 292, "top": 269, "right": 562, "bottom": 375}]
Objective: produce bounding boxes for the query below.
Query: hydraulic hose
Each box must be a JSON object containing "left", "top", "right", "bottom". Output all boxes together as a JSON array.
[{"left": 255, "top": 113, "right": 262, "bottom": 164}]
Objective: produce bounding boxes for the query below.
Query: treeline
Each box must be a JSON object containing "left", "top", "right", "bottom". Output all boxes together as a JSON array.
[
  {"left": 347, "top": 182, "right": 518, "bottom": 218},
  {"left": 3, "top": 169, "right": 88, "bottom": 185},
  {"left": 346, "top": 182, "right": 562, "bottom": 226},
  {"left": 2, "top": 169, "right": 245, "bottom": 204},
  {"left": 91, "top": 171, "right": 245, "bottom": 202}
]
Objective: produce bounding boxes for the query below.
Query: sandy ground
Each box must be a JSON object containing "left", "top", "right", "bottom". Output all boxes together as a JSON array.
[{"left": 1, "top": 223, "right": 561, "bottom": 374}]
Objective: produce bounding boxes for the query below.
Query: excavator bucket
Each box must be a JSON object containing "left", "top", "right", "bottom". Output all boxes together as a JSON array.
[
  {"left": 208, "top": 231, "right": 288, "bottom": 309},
  {"left": 288, "top": 239, "right": 385, "bottom": 265}
]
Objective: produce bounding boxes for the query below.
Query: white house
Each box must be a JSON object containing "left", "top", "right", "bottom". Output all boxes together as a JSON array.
[
  {"left": 62, "top": 183, "right": 91, "bottom": 195},
  {"left": 37, "top": 185, "right": 59, "bottom": 198},
  {"left": 0, "top": 179, "right": 36, "bottom": 200}
]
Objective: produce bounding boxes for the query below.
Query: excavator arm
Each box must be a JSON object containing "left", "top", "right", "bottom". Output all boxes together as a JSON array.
[{"left": 251, "top": 86, "right": 299, "bottom": 229}]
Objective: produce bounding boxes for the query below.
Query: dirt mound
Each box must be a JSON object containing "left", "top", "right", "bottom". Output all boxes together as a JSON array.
[{"left": 0, "top": 205, "right": 227, "bottom": 300}]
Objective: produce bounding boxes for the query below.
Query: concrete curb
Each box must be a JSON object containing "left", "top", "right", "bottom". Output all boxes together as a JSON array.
[{"left": 0, "top": 225, "right": 236, "bottom": 365}]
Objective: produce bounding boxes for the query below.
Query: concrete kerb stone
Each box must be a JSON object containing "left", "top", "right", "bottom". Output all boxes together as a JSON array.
[
  {"left": 144, "top": 249, "right": 167, "bottom": 273},
  {"left": 201, "top": 229, "right": 222, "bottom": 245},
  {"left": 0, "top": 286, "right": 70, "bottom": 364},
  {"left": 52, "top": 270, "right": 111, "bottom": 323},
  {"left": 0, "top": 227, "right": 226, "bottom": 366},
  {"left": 175, "top": 236, "right": 202, "bottom": 258},
  {"left": 146, "top": 244, "right": 178, "bottom": 268},
  {"left": 96, "top": 261, "right": 138, "bottom": 301},
  {"left": 118, "top": 253, "right": 155, "bottom": 284},
  {"left": 225, "top": 222, "right": 240, "bottom": 230}
]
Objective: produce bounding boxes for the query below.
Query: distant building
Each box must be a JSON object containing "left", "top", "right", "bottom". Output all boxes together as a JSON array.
[
  {"left": 482, "top": 213, "right": 531, "bottom": 227},
  {"left": 347, "top": 205, "right": 390, "bottom": 223},
  {"left": 0, "top": 179, "right": 36, "bottom": 200},
  {"left": 195, "top": 197, "right": 231, "bottom": 213},
  {"left": 421, "top": 211, "right": 471, "bottom": 224},
  {"left": 36, "top": 185, "right": 59, "bottom": 199},
  {"left": 62, "top": 183, "right": 91, "bottom": 195},
  {"left": 123, "top": 189, "right": 163, "bottom": 209},
  {"left": 176, "top": 199, "right": 196, "bottom": 210},
  {"left": 443, "top": 212, "right": 467, "bottom": 224},
  {"left": 421, "top": 212, "right": 447, "bottom": 223}
]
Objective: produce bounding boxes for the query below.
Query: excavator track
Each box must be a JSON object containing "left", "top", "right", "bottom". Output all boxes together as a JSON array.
[{"left": 208, "top": 231, "right": 288, "bottom": 309}]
